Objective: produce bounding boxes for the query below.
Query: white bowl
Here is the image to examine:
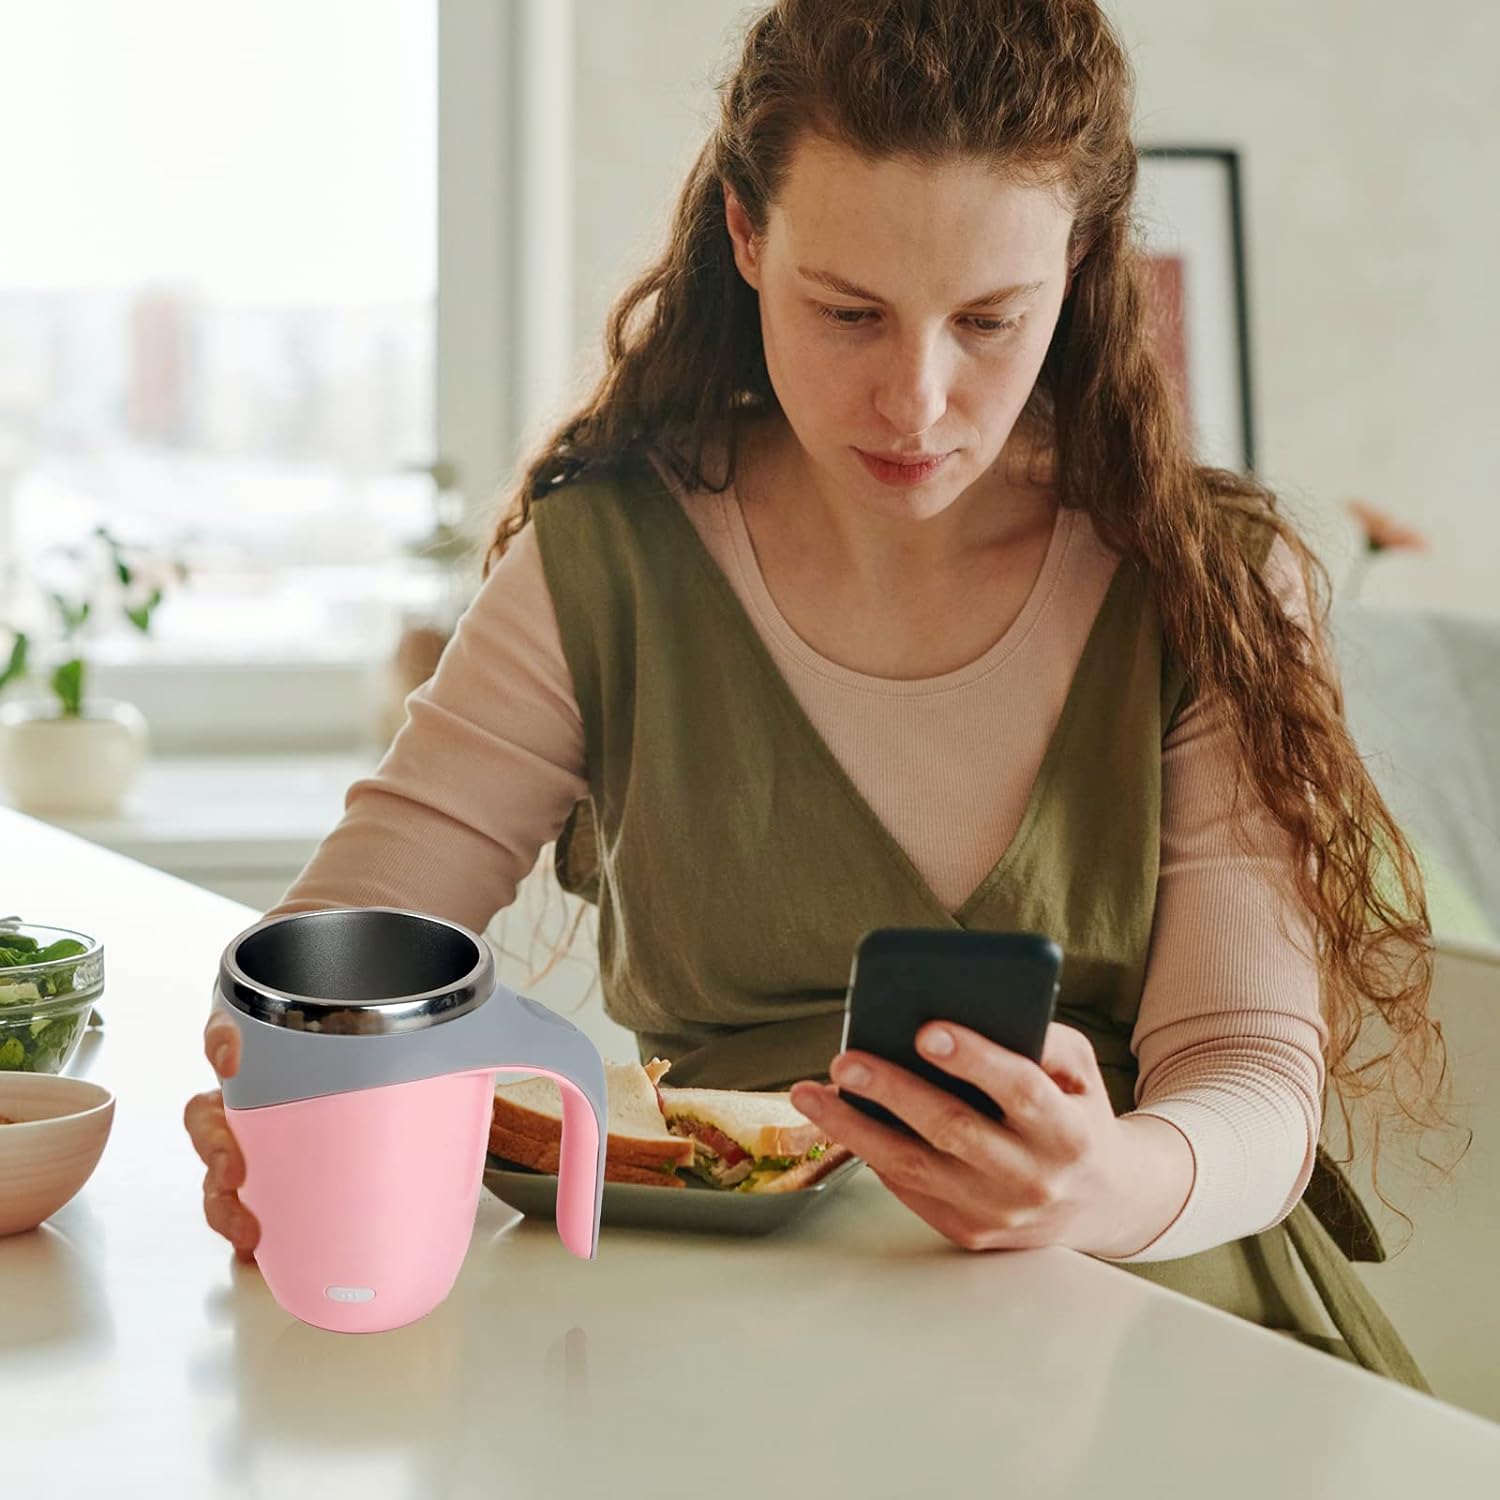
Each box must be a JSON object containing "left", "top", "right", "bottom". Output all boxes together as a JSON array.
[{"left": 0, "top": 1073, "right": 115, "bottom": 1237}]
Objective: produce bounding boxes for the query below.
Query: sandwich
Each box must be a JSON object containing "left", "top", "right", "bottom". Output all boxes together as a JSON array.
[
  {"left": 490, "top": 1057, "right": 694, "bottom": 1187},
  {"left": 657, "top": 1085, "right": 853, "bottom": 1193},
  {"left": 489, "top": 1059, "right": 854, "bottom": 1193}
]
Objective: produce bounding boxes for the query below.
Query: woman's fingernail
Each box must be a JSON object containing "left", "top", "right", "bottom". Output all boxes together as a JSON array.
[
  {"left": 920, "top": 1026, "right": 955, "bottom": 1058},
  {"left": 211, "top": 1152, "right": 230, "bottom": 1182},
  {"left": 834, "top": 1058, "right": 870, "bottom": 1088},
  {"left": 215, "top": 1047, "right": 232, "bottom": 1075}
]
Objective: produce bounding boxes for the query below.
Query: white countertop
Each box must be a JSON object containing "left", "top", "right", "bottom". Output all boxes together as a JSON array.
[{"left": 5, "top": 806, "right": 1498, "bottom": 1499}]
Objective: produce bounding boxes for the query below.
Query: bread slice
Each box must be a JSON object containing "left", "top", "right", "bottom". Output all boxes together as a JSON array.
[
  {"left": 489, "top": 1059, "right": 694, "bottom": 1186},
  {"left": 488, "top": 1120, "right": 686, "bottom": 1188},
  {"left": 655, "top": 1086, "right": 823, "bottom": 1159}
]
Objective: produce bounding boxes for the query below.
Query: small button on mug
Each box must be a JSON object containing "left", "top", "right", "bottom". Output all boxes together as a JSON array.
[{"left": 324, "top": 1286, "right": 377, "bottom": 1303}]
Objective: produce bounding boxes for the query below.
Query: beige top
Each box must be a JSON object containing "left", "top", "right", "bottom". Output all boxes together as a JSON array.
[{"left": 271, "top": 455, "right": 1327, "bottom": 1265}]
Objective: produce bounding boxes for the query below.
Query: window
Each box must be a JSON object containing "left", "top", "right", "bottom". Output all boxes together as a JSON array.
[{"left": 0, "top": 0, "right": 441, "bottom": 675}]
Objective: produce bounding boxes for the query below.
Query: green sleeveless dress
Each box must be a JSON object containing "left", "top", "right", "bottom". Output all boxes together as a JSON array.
[{"left": 530, "top": 449, "right": 1428, "bottom": 1391}]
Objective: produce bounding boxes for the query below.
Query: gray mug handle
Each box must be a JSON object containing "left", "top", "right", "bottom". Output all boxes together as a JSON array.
[{"left": 479, "top": 992, "right": 608, "bottom": 1259}]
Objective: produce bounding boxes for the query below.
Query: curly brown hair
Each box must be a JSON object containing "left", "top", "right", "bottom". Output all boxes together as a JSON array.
[{"left": 482, "top": 0, "right": 1464, "bottom": 1229}]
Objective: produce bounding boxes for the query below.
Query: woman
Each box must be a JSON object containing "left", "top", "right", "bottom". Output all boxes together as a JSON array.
[{"left": 185, "top": 0, "right": 1457, "bottom": 1387}]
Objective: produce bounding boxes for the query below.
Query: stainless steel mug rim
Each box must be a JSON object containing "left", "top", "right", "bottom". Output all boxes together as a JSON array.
[{"left": 219, "top": 906, "right": 495, "bottom": 1035}]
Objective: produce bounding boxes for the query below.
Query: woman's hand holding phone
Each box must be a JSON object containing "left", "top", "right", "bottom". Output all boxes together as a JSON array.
[{"left": 789, "top": 1021, "right": 1194, "bottom": 1259}]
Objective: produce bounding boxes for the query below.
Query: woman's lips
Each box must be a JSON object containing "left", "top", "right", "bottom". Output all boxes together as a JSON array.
[{"left": 855, "top": 448, "right": 951, "bottom": 486}]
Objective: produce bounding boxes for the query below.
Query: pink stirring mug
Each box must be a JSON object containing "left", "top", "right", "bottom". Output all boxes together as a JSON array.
[{"left": 215, "top": 906, "right": 607, "bottom": 1334}]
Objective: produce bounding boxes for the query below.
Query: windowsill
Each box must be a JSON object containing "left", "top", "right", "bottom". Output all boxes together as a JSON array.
[
  {"left": 2, "top": 553, "right": 464, "bottom": 753},
  {"left": 0, "top": 656, "right": 392, "bottom": 756},
  {"left": 0, "top": 748, "right": 382, "bottom": 870}
]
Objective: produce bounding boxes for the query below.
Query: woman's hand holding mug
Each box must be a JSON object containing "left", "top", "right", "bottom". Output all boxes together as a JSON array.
[{"left": 183, "top": 1010, "right": 262, "bottom": 1262}]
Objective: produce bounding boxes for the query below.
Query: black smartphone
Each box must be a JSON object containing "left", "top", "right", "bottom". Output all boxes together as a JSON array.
[{"left": 839, "top": 928, "right": 1062, "bottom": 1133}]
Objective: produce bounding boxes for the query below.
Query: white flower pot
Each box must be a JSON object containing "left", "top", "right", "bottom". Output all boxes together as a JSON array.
[{"left": 0, "top": 699, "right": 149, "bottom": 817}]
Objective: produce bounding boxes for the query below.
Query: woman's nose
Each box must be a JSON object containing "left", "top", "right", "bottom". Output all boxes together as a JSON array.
[{"left": 870, "top": 335, "right": 951, "bottom": 437}]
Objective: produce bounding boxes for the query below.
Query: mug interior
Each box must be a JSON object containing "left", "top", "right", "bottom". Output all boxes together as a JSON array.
[{"left": 234, "top": 910, "right": 482, "bottom": 1004}]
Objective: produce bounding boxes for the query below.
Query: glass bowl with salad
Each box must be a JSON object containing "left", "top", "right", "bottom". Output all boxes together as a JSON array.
[{"left": 0, "top": 920, "right": 104, "bottom": 1074}]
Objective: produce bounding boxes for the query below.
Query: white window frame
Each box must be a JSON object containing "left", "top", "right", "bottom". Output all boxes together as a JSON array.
[{"left": 439, "top": 0, "right": 575, "bottom": 552}]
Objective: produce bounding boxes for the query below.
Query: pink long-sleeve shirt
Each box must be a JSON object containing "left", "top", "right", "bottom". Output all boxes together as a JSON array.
[{"left": 269, "top": 451, "right": 1328, "bottom": 1265}]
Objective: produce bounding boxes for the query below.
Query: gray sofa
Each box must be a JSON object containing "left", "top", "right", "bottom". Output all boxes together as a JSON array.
[{"left": 1331, "top": 605, "right": 1500, "bottom": 955}]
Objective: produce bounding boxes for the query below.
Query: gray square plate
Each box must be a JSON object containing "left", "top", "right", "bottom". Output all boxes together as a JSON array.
[{"left": 483, "top": 1153, "right": 865, "bottom": 1236}]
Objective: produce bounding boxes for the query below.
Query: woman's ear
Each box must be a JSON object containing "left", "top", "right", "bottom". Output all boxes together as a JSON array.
[
  {"left": 1062, "top": 226, "right": 1094, "bottom": 299},
  {"left": 722, "top": 182, "right": 762, "bottom": 291},
  {"left": 1064, "top": 248, "right": 1086, "bottom": 299}
]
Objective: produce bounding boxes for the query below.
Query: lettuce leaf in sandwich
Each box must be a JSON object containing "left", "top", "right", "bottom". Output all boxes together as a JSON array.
[{"left": 656, "top": 1085, "right": 853, "bottom": 1193}]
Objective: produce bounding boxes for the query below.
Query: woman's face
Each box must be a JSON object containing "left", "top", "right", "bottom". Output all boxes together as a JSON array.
[{"left": 724, "top": 136, "right": 1076, "bottom": 526}]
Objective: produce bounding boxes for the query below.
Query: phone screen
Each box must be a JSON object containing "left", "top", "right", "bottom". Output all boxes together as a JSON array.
[{"left": 839, "top": 927, "right": 1062, "bottom": 1133}]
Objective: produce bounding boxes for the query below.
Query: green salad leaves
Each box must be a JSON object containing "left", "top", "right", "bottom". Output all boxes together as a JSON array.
[{"left": 0, "top": 933, "right": 96, "bottom": 1072}]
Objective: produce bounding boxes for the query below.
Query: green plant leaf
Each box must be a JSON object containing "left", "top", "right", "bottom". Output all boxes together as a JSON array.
[
  {"left": 0, "top": 632, "right": 28, "bottom": 690},
  {"left": 97, "top": 525, "right": 134, "bottom": 587},
  {"left": 49, "top": 592, "right": 89, "bottom": 636},
  {"left": 52, "top": 658, "right": 83, "bottom": 716},
  {"left": 125, "top": 587, "right": 163, "bottom": 633}
]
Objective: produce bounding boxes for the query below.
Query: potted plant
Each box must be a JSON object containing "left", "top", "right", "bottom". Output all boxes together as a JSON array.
[
  {"left": 0, "top": 525, "right": 186, "bottom": 817},
  {"left": 1342, "top": 498, "right": 1430, "bottom": 603}
]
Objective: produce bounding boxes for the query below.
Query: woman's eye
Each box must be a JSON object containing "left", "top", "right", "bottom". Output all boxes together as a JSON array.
[
  {"left": 814, "top": 305, "right": 1018, "bottom": 336},
  {"left": 816, "top": 306, "right": 872, "bottom": 328},
  {"left": 966, "top": 315, "right": 1020, "bottom": 335}
]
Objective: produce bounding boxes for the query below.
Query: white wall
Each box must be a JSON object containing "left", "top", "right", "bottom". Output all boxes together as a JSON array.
[{"left": 565, "top": 0, "right": 1497, "bottom": 618}]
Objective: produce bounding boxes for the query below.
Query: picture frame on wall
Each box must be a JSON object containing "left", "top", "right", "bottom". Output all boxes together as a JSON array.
[{"left": 1132, "top": 146, "right": 1256, "bottom": 475}]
